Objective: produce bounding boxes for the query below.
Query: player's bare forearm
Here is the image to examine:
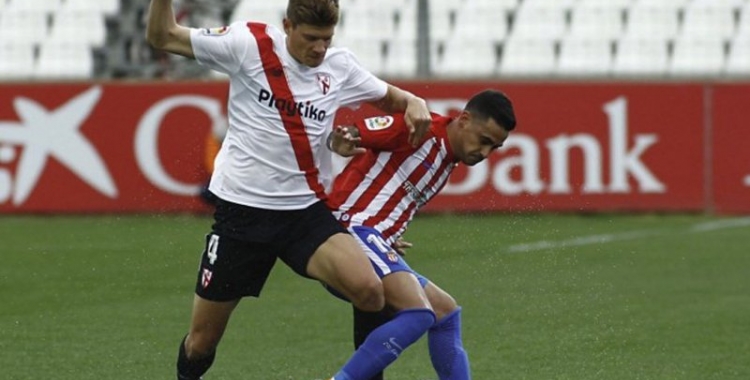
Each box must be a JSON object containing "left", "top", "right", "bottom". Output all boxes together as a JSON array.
[
  {"left": 373, "top": 85, "right": 431, "bottom": 146},
  {"left": 145, "top": 0, "right": 194, "bottom": 58}
]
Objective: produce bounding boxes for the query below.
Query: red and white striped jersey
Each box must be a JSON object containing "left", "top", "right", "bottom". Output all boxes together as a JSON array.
[
  {"left": 329, "top": 113, "right": 457, "bottom": 244},
  {"left": 190, "top": 22, "right": 388, "bottom": 210}
]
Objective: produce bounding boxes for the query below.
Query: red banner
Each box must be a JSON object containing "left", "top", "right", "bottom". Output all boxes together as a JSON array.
[
  {"left": 0, "top": 81, "right": 743, "bottom": 214},
  {"left": 712, "top": 85, "right": 750, "bottom": 214}
]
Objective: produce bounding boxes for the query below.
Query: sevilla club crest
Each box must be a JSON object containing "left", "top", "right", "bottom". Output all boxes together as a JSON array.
[{"left": 317, "top": 73, "right": 331, "bottom": 95}]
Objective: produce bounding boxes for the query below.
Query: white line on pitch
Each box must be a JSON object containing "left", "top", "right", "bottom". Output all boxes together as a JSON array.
[
  {"left": 690, "top": 217, "right": 750, "bottom": 232},
  {"left": 506, "top": 217, "right": 750, "bottom": 253}
]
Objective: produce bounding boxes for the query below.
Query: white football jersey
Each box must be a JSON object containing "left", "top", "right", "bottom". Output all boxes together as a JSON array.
[{"left": 190, "top": 22, "right": 388, "bottom": 210}]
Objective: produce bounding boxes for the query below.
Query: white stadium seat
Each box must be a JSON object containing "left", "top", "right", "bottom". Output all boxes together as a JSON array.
[
  {"left": 680, "top": 3, "right": 737, "bottom": 42},
  {"left": 34, "top": 41, "right": 93, "bottom": 79},
  {"left": 50, "top": 10, "right": 107, "bottom": 48},
  {"left": 383, "top": 38, "right": 418, "bottom": 77},
  {"left": 435, "top": 37, "right": 497, "bottom": 77},
  {"left": 5, "top": 0, "right": 60, "bottom": 14},
  {"left": 725, "top": 36, "right": 750, "bottom": 76},
  {"left": 451, "top": 3, "right": 508, "bottom": 43},
  {"left": 63, "top": 0, "right": 120, "bottom": 16},
  {"left": 511, "top": 1, "right": 570, "bottom": 41},
  {"left": 499, "top": 38, "right": 557, "bottom": 76},
  {"left": 625, "top": 4, "right": 681, "bottom": 41},
  {"left": 612, "top": 37, "right": 670, "bottom": 77},
  {"left": 0, "top": 10, "right": 49, "bottom": 45},
  {"left": 670, "top": 38, "right": 726, "bottom": 77},
  {"left": 0, "top": 42, "right": 36, "bottom": 79},
  {"left": 568, "top": 5, "right": 624, "bottom": 41},
  {"left": 556, "top": 37, "right": 612, "bottom": 77}
]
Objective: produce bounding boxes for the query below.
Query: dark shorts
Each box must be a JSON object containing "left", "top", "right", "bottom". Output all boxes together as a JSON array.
[{"left": 194, "top": 198, "right": 348, "bottom": 301}]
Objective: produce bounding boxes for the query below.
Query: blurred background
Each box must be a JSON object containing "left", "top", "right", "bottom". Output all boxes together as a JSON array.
[
  {"left": 2, "top": 1, "right": 750, "bottom": 379},
  {"left": 1, "top": 0, "right": 749, "bottom": 80}
]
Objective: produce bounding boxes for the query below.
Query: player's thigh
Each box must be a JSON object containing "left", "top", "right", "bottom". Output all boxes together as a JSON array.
[
  {"left": 382, "top": 271, "right": 431, "bottom": 311},
  {"left": 306, "top": 231, "right": 382, "bottom": 296},
  {"left": 424, "top": 281, "right": 458, "bottom": 320}
]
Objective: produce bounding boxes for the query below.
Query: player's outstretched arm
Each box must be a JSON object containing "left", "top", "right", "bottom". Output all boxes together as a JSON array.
[
  {"left": 372, "top": 85, "right": 431, "bottom": 147},
  {"left": 145, "top": 0, "right": 194, "bottom": 58}
]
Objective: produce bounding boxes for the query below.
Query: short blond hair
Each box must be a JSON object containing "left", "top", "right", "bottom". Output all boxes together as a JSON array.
[{"left": 286, "top": 0, "right": 339, "bottom": 27}]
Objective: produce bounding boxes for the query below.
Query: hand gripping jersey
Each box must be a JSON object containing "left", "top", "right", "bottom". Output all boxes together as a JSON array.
[
  {"left": 190, "top": 22, "right": 388, "bottom": 210},
  {"left": 329, "top": 114, "right": 458, "bottom": 245}
]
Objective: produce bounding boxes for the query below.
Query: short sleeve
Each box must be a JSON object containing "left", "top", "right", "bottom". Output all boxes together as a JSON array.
[
  {"left": 190, "top": 22, "right": 252, "bottom": 75},
  {"left": 355, "top": 114, "right": 410, "bottom": 151},
  {"left": 338, "top": 50, "right": 388, "bottom": 109}
]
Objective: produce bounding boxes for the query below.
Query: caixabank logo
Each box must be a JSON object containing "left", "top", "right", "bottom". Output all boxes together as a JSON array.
[{"left": 0, "top": 86, "right": 117, "bottom": 206}]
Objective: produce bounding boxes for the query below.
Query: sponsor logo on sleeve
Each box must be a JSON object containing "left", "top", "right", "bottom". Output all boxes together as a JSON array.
[
  {"left": 364, "top": 116, "right": 394, "bottom": 131},
  {"left": 203, "top": 26, "right": 230, "bottom": 36}
]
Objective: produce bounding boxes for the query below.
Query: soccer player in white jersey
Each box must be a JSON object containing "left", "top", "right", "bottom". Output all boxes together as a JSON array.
[
  {"left": 325, "top": 90, "right": 517, "bottom": 380},
  {"left": 145, "top": 0, "right": 433, "bottom": 379}
]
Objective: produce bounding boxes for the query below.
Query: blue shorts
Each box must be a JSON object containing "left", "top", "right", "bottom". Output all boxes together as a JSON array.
[{"left": 325, "top": 225, "right": 428, "bottom": 302}]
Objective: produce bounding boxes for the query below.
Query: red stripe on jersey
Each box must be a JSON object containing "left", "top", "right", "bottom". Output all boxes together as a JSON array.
[
  {"left": 381, "top": 149, "right": 455, "bottom": 240},
  {"left": 341, "top": 152, "right": 404, "bottom": 227},
  {"left": 362, "top": 139, "right": 441, "bottom": 228},
  {"left": 247, "top": 22, "right": 327, "bottom": 201}
]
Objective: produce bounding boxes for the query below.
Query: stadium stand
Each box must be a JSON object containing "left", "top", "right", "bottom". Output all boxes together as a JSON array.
[{"left": 1, "top": 0, "right": 750, "bottom": 80}]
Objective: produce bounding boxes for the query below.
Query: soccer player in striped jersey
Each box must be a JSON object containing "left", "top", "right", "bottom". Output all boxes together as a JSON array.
[
  {"left": 325, "top": 90, "right": 517, "bottom": 380},
  {"left": 146, "top": 0, "right": 433, "bottom": 379}
]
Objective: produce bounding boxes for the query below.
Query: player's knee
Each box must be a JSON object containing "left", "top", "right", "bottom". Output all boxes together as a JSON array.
[
  {"left": 350, "top": 278, "right": 385, "bottom": 312},
  {"left": 433, "top": 294, "right": 459, "bottom": 321},
  {"left": 184, "top": 332, "right": 218, "bottom": 359}
]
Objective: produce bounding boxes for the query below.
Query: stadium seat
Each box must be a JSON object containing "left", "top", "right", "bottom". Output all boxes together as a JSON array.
[
  {"left": 451, "top": 3, "right": 508, "bottom": 43},
  {"left": 50, "top": 10, "right": 107, "bottom": 48},
  {"left": 34, "top": 41, "right": 93, "bottom": 79},
  {"left": 612, "top": 37, "right": 669, "bottom": 77},
  {"left": 725, "top": 36, "right": 750, "bottom": 76},
  {"left": 680, "top": 2, "right": 737, "bottom": 42},
  {"left": 428, "top": 0, "right": 459, "bottom": 42},
  {"left": 577, "top": 0, "right": 633, "bottom": 10},
  {"left": 669, "top": 38, "right": 726, "bottom": 77},
  {"left": 511, "top": 0, "right": 571, "bottom": 41},
  {"left": 5, "top": 0, "right": 61, "bottom": 13},
  {"left": 498, "top": 38, "right": 557, "bottom": 76},
  {"left": 625, "top": 3, "right": 681, "bottom": 41},
  {"left": 737, "top": 3, "right": 750, "bottom": 39},
  {"left": 334, "top": 36, "right": 385, "bottom": 75},
  {"left": 383, "top": 38, "right": 418, "bottom": 77},
  {"left": 556, "top": 37, "right": 612, "bottom": 77},
  {"left": 339, "top": 5, "right": 397, "bottom": 40},
  {"left": 0, "top": 42, "right": 36, "bottom": 80},
  {"left": 63, "top": 0, "right": 120, "bottom": 16},
  {"left": 435, "top": 37, "right": 497, "bottom": 77},
  {"left": 0, "top": 10, "right": 49, "bottom": 45},
  {"left": 568, "top": 5, "right": 624, "bottom": 41},
  {"left": 230, "top": 0, "right": 285, "bottom": 24},
  {"left": 464, "top": 0, "right": 519, "bottom": 12}
]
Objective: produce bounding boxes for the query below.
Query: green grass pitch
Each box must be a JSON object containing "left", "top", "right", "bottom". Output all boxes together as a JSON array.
[{"left": 1, "top": 213, "right": 749, "bottom": 379}]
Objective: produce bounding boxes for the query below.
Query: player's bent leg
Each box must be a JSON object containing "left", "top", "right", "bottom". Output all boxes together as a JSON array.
[
  {"left": 177, "top": 295, "right": 240, "bottom": 380},
  {"left": 307, "top": 233, "right": 384, "bottom": 312},
  {"left": 352, "top": 306, "right": 390, "bottom": 380},
  {"left": 424, "top": 281, "right": 459, "bottom": 321},
  {"left": 424, "top": 282, "right": 470, "bottom": 380},
  {"left": 332, "top": 273, "right": 434, "bottom": 380}
]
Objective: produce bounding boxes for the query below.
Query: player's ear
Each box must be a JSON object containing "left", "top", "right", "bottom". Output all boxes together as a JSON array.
[
  {"left": 282, "top": 18, "right": 293, "bottom": 34},
  {"left": 458, "top": 110, "right": 472, "bottom": 128}
]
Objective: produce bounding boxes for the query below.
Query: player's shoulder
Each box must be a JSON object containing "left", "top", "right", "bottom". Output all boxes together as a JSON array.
[{"left": 324, "top": 46, "right": 361, "bottom": 71}]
